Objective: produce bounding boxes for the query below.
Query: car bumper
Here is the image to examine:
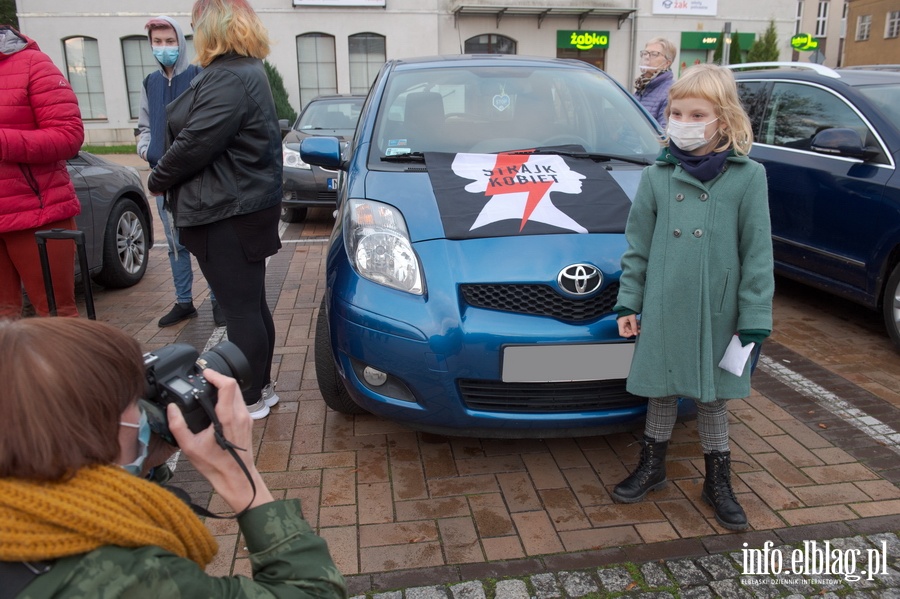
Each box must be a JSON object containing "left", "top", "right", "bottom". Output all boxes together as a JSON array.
[{"left": 282, "top": 165, "right": 338, "bottom": 208}]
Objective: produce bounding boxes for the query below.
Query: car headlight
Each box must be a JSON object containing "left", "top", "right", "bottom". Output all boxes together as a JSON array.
[
  {"left": 344, "top": 199, "right": 424, "bottom": 295},
  {"left": 283, "top": 144, "right": 310, "bottom": 169}
]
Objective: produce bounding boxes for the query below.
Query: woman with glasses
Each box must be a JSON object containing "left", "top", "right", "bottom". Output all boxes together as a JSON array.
[{"left": 634, "top": 37, "right": 676, "bottom": 128}]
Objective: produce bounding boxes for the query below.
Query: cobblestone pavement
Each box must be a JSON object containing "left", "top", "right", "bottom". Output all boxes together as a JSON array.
[{"left": 95, "top": 155, "right": 900, "bottom": 598}]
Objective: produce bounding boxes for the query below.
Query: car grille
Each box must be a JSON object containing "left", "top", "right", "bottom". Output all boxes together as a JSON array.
[
  {"left": 459, "top": 379, "right": 640, "bottom": 413},
  {"left": 460, "top": 282, "right": 619, "bottom": 323},
  {"left": 284, "top": 190, "right": 337, "bottom": 203}
]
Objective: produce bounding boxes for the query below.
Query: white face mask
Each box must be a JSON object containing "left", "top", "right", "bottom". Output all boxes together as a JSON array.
[{"left": 667, "top": 117, "right": 718, "bottom": 151}]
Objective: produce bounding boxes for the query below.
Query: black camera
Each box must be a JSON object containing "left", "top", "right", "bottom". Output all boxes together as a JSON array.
[{"left": 140, "top": 341, "right": 252, "bottom": 446}]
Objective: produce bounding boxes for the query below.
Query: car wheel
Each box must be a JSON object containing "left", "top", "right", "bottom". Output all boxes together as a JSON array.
[
  {"left": 92, "top": 198, "right": 149, "bottom": 288},
  {"left": 280, "top": 205, "right": 308, "bottom": 223},
  {"left": 315, "top": 298, "right": 367, "bottom": 414},
  {"left": 882, "top": 262, "right": 900, "bottom": 349}
]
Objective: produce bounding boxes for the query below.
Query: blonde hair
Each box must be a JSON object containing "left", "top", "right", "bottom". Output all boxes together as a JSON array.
[
  {"left": 665, "top": 63, "right": 753, "bottom": 155},
  {"left": 191, "top": 0, "right": 270, "bottom": 67},
  {"left": 644, "top": 37, "right": 676, "bottom": 64}
]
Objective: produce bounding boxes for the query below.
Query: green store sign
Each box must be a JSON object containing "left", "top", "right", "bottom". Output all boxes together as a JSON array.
[
  {"left": 680, "top": 31, "right": 756, "bottom": 50},
  {"left": 558, "top": 30, "right": 610, "bottom": 50},
  {"left": 791, "top": 33, "right": 820, "bottom": 50}
]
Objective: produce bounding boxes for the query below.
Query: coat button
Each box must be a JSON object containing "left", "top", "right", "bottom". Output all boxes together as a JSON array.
[
  {"left": 676, "top": 193, "right": 684, "bottom": 201},
  {"left": 673, "top": 229, "right": 682, "bottom": 237},
  {"left": 693, "top": 229, "right": 703, "bottom": 237},
  {"left": 699, "top": 193, "right": 708, "bottom": 201}
]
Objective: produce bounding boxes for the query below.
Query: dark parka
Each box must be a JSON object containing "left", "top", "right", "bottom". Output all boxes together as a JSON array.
[
  {"left": 616, "top": 149, "right": 774, "bottom": 402},
  {"left": 146, "top": 53, "right": 282, "bottom": 228}
]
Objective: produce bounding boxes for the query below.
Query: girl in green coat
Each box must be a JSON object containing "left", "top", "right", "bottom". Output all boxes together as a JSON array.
[{"left": 613, "top": 64, "right": 774, "bottom": 531}]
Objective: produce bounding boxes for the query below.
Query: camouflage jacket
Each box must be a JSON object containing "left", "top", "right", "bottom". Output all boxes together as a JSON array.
[{"left": 18, "top": 500, "right": 348, "bottom": 599}]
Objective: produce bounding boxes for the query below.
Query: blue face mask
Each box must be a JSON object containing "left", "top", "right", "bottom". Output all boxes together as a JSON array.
[
  {"left": 152, "top": 45, "right": 179, "bottom": 68},
  {"left": 120, "top": 406, "right": 151, "bottom": 477}
]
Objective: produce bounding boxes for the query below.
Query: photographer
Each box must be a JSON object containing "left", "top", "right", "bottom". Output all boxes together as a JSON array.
[{"left": 0, "top": 317, "right": 347, "bottom": 598}]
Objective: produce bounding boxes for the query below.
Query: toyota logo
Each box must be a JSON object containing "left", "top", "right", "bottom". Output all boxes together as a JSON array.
[{"left": 558, "top": 264, "right": 602, "bottom": 296}]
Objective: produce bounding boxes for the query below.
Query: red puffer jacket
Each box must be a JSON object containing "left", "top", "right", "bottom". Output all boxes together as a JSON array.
[{"left": 0, "top": 27, "right": 83, "bottom": 234}]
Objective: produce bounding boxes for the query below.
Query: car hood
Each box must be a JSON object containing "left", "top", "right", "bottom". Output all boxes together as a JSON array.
[
  {"left": 355, "top": 154, "right": 643, "bottom": 243},
  {"left": 284, "top": 129, "right": 353, "bottom": 145}
]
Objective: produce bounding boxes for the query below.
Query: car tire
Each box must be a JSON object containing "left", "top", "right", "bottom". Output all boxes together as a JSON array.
[
  {"left": 315, "top": 298, "right": 367, "bottom": 414},
  {"left": 281, "top": 206, "right": 308, "bottom": 223},
  {"left": 92, "top": 197, "right": 149, "bottom": 288},
  {"left": 882, "top": 262, "right": 900, "bottom": 349}
]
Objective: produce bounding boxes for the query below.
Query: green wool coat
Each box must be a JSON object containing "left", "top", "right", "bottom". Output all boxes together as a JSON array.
[{"left": 616, "top": 150, "right": 774, "bottom": 402}]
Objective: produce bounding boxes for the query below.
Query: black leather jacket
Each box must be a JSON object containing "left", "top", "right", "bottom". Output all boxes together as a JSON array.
[{"left": 148, "top": 53, "right": 282, "bottom": 228}]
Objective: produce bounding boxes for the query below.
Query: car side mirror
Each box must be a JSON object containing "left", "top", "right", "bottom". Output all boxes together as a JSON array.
[
  {"left": 300, "top": 136, "right": 343, "bottom": 170},
  {"left": 810, "top": 127, "right": 880, "bottom": 161}
]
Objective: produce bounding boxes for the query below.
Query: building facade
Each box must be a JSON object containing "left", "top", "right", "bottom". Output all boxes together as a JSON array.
[
  {"left": 842, "top": 0, "right": 900, "bottom": 65},
  {"left": 16, "top": 0, "right": 796, "bottom": 144}
]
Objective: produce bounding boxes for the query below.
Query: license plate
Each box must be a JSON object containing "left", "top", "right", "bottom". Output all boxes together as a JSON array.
[
  {"left": 502, "top": 343, "right": 634, "bottom": 383},
  {"left": 327, "top": 177, "right": 338, "bottom": 190}
]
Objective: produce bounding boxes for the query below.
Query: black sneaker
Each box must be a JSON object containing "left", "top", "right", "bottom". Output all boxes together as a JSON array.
[
  {"left": 211, "top": 299, "right": 226, "bottom": 327},
  {"left": 158, "top": 302, "right": 198, "bottom": 327}
]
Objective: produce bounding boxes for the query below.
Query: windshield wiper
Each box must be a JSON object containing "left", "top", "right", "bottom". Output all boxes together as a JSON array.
[
  {"left": 380, "top": 152, "right": 426, "bottom": 163},
  {"left": 512, "top": 147, "right": 651, "bottom": 166}
]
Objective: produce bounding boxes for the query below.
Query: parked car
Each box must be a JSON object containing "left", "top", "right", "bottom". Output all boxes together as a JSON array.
[
  {"left": 303, "top": 54, "right": 696, "bottom": 437},
  {"left": 67, "top": 151, "right": 152, "bottom": 288},
  {"left": 281, "top": 94, "right": 365, "bottom": 222},
  {"left": 730, "top": 62, "right": 900, "bottom": 349}
]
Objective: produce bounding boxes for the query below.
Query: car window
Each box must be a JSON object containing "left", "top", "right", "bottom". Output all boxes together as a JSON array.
[
  {"left": 296, "top": 99, "right": 363, "bottom": 133},
  {"left": 760, "top": 82, "right": 877, "bottom": 156},
  {"left": 856, "top": 82, "right": 900, "bottom": 126},
  {"left": 371, "top": 65, "right": 661, "bottom": 160},
  {"left": 735, "top": 80, "right": 769, "bottom": 139}
]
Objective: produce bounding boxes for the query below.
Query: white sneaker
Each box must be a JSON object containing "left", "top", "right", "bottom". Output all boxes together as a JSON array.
[
  {"left": 262, "top": 382, "right": 280, "bottom": 407},
  {"left": 246, "top": 398, "right": 270, "bottom": 420}
]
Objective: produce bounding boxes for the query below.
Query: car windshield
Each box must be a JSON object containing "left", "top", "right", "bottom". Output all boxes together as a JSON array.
[
  {"left": 295, "top": 99, "right": 362, "bottom": 134},
  {"left": 856, "top": 83, "right": 900, "bottom": 126},
  {"left": 371, "top": 64, "right": 662, "bottom": 163}
]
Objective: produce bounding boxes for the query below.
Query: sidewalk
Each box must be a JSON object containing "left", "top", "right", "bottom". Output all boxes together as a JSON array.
[{"left": 101, "top": 154, "right": 900, "bottom": 598}]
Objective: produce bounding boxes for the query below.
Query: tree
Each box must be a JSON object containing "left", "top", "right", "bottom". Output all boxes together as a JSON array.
[
  {"left": 747, "top": 19, "right": 781, "bottom": 63},
  {"left": 0, "top": 0, "right": 19, "bottom": 29},
  {"left": 713, "top": 30, "right": 743, "bottom": 65},
  {"left": 264, "top": 60, "right": 297, "bottom": 124}
]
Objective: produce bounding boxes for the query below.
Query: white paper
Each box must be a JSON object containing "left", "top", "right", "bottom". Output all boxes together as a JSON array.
[{"left": 718, "top": 334, "right": 755, "bottom": 376}]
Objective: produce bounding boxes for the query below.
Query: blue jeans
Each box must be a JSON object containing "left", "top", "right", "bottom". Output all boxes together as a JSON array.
[{"left": 156, "top": 195, "right": 195, "bottom": 304}]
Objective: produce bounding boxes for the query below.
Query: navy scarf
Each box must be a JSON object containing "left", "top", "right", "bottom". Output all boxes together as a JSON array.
[{"left": 668, "top": 143, "right": 730, "bottom": 182}]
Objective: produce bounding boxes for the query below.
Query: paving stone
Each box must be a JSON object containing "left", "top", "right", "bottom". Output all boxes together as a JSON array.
[
  {"left": 872, "top": 566, "right": 900, "bottom": 587},
  {"left": 373, "top": 592, "right": 403, "bottom": 599},
  {"left": 530, "top": 573, "right": 562, "bottom": 599},
  {"left": 631, "top": 593, "right": 676, "bottom": 599},
  {"left": 641, "top": 562, "right": 671, "bottom": 588},
  {"left": 778, "top": 578, "right": 817, "bottom": 597},
  {"left": 406, "top": 586, "right": 449, "bottom": 599},
  {"left": 493, "top": 579, "right": 529, "bottom": 599},
  {"left": 596, "top": 566, "right": 634, "bottom": 593},
  {"left": 350, "top": 596, "right": 366, "bottom": 599},
  {"left": 868, "top": 532, "right": 900, "bottom": 564},
  {"left": 709, "top": 579, "right": 754, "bottom": 599},
  {"left": 743, "top": 580, "right": 784, "bottom": 599},
  {"left": 449, "top": 581, "right": 485, "bottom": 599},
  {"left": 679, "top": 586, "right": 714, "bottom": 599},
  {"left": 558, "top": 570, "right": 599, "bottom": 597},
  {"left": 830, "top": 535, "right": 874, "bottom": 554},
  {"left": 874, "top": 590, "right": 900, "bottom": 599},
  {"left": 667, "top": 559, "right": 710, "bottom": 586},
  {"left": 697, "top": 554, "right": 740, "bottom": 581}
]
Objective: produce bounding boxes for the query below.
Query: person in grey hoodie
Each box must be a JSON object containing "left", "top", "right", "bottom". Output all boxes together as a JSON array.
[{"left": 136, "top": 16, "right": 221, "bottom": 327}]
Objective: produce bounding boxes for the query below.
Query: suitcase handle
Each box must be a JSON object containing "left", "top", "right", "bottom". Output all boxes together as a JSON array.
[{"left": 34, "top": 228, "right": 96, "bottom": 319}]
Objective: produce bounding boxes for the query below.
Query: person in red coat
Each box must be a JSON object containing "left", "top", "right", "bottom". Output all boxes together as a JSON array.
[{"left": 0, "top": 25, "right": 84, "bottom": 318}]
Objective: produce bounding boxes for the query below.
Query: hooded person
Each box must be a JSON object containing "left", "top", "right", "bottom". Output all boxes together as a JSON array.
[
  {"left": 136, "top": 17, "right": 221, "bottom": 328},
  {"left": 633, "top": 37, "right": 676, "bottom": 129}
]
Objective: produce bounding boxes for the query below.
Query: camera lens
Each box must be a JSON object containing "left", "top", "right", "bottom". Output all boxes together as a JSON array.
[{"left": 197, "top": 341, "right": 252, "bottom": 392}]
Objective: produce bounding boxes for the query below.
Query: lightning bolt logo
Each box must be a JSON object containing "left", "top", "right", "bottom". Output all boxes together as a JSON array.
[{"left": 488, "top": 153, "right": 554, "bottom": 232}]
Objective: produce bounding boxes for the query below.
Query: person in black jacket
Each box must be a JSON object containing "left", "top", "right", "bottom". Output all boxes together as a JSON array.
[{"left": 148, "top": 0, "right": 282, "bottom": 419}]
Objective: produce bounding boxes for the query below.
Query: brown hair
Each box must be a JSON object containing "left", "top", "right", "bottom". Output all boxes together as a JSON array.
[
  {"left": 665, "top": 63, "right": 754, "bottom": 155},
  {"left": 191, "top": 0, "right": 270, "bottom": 67},
  {"left": 0, "top": 318, "right": 145, "bottom": 481}
]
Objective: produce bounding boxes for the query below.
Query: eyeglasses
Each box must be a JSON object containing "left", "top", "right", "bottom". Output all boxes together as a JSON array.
[{"left": 640, "top": 50, "right": 665, "bottom": 59}]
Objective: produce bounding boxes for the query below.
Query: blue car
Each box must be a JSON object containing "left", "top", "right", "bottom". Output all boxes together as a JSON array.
[
  {"left": 731, "top": 63, "right": 900, "bottom": 349},
  {"left": 304, "top": 55, "right": 694, "bottom": 437}
]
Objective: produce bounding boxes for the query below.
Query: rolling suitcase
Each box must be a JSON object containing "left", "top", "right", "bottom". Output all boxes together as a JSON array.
[{"left": 34, "top": 228, "right": 96, "bottom": 320}]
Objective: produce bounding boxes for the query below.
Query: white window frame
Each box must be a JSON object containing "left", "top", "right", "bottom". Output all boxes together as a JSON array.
[
  {"left": 886, "top": 11, "right": 900, "bottom": 38},
  {"left": 297, "top": 33, "right": 337, "bottom": 110},
  {"left": 348, "top": 32, "right": 385, "bottom": 96},
  {"left": 857, "top": 14, "right": 872, "bottom": 41},
  {"left": 815, "top": 1, "right": 829, "bottom": 38},
  {"left": 63, "top": 36, "right": 107, "bottom": 120}
]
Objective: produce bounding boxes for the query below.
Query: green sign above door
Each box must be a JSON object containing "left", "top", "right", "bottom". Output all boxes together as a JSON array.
[{"left": 558, "top": 31, "right": 610, "bottom": 50}]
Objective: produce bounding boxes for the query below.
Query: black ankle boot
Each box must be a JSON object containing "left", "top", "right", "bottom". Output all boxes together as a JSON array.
[
  {"left": 612, "top": 436, "right": 668, "bottom": 503},
  {"left": 701, "top": 450, "right": 748, "bottom": 531}
]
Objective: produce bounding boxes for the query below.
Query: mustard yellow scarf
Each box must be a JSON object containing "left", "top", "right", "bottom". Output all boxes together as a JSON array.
[{"left": 0, "top": 464, "right": 217, "bottom": 567}]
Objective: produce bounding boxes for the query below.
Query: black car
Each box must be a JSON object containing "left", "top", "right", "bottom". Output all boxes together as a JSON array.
[
  {"left": 69, "top": 151, "right": 152, "bottom": 287},
  {"left": 730, "top": 62, "right": 900, "bottom": 349},
  {"left": 280, "top": 94, "right": 365, "bottom": 222}
]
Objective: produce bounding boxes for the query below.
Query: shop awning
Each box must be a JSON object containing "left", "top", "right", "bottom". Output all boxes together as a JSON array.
[{"left": 452, "top": 5, "right": 637, "bottom": 29}]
